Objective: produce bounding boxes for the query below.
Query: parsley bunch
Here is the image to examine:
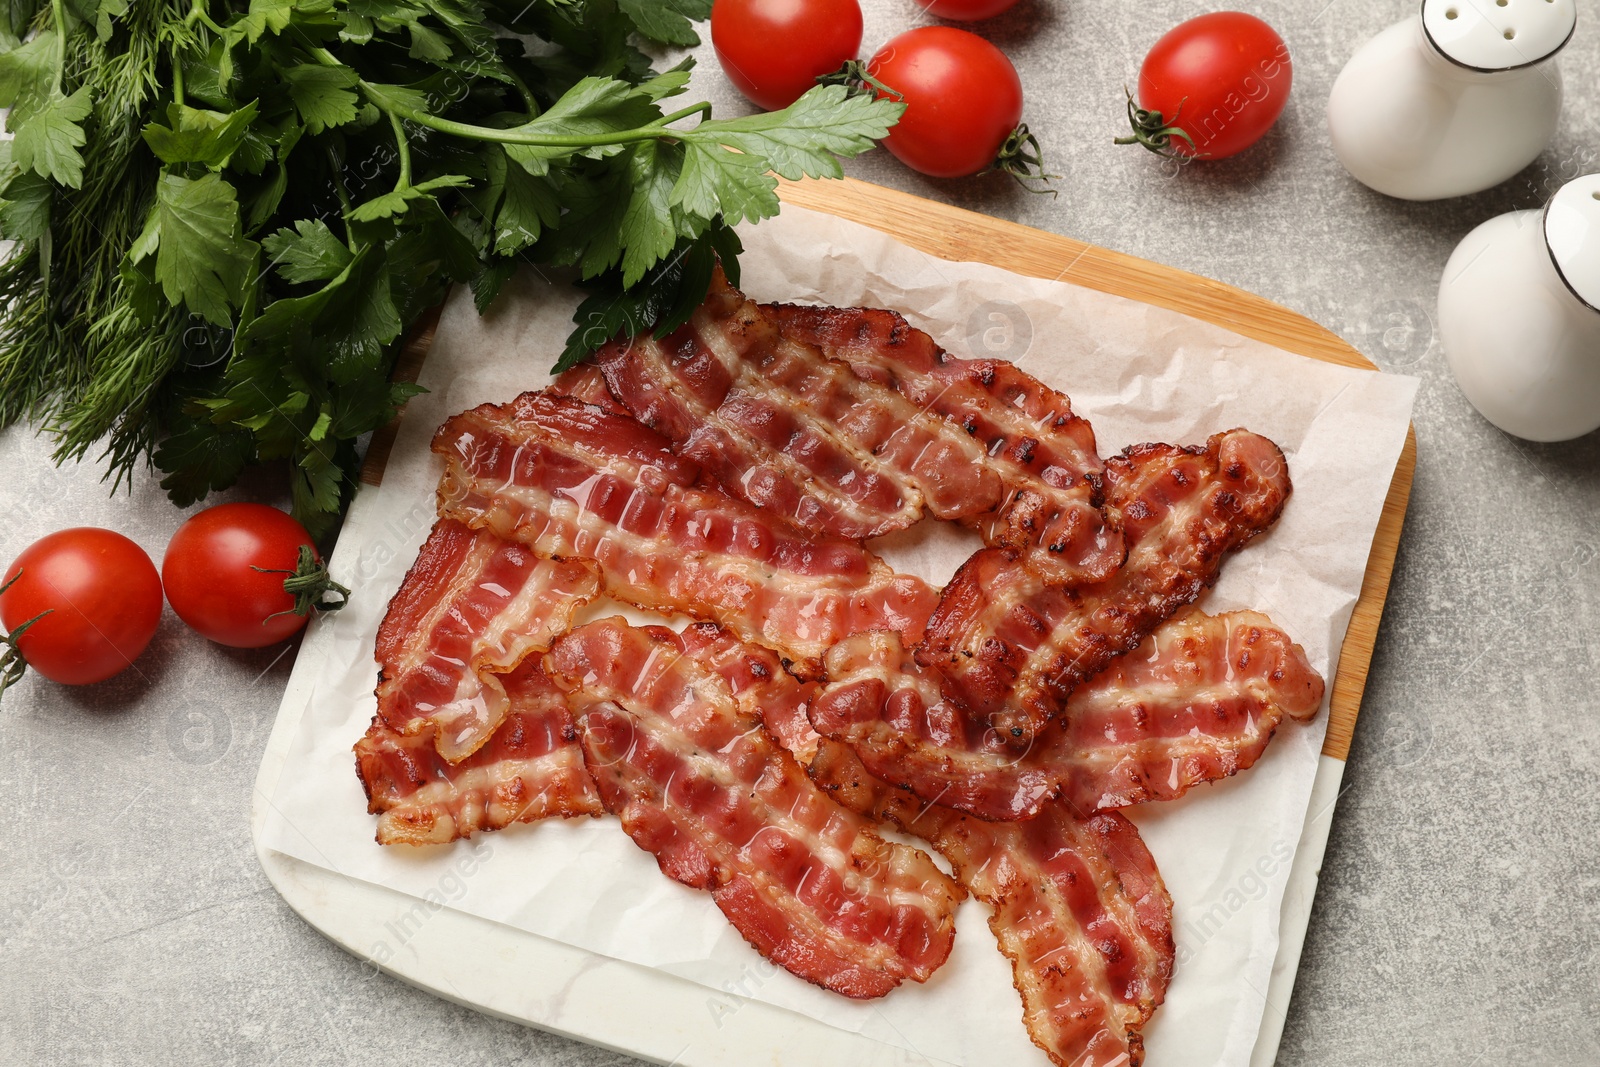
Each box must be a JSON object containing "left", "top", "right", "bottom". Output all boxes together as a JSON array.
[{"left": 0, "top": 0, "right": 902, "bottom": 534}]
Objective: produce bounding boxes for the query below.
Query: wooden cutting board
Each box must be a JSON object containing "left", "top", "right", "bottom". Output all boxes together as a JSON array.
[{"left": 369, "top": 175, "right": 1417, "bottom": 762}]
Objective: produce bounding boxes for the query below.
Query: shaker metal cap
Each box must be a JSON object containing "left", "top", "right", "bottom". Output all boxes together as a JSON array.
[
  {"left": 1421, "top": 0, "right": 1576, "bottom": 71},
  {"left": 1546, "top": 174, "right": 1600, "bottom": 313}
]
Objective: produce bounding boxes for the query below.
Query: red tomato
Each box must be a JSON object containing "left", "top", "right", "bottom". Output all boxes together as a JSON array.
[
  {"left": 711, "top": 0, "right": 863, "bottom": 111},
  {"left": 162, "top": 503, "right": 326, "bottom": 648},
  {"left": 869, "top": 27, "right": 1024, "bottom": 179},
  {"left": 1129, "top": 12, "right": 1292, "bottom": 160},
  {"left": 1, "top": 528, "right": 163, "bottom": 686},
  {"left": 920, "top": 0, "right": 1020, "bottom": 21}
]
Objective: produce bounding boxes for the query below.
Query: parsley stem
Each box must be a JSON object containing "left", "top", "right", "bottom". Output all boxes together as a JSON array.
[
  {"left": 304, "top": 47, "right": 709, "bottom": 152},
  {"left": 658, "top": 102, "right": 712, "bottom": 126},
  {"left": 387, "top": 110, "right": 413, "bottom": 190},
  {"left": 363, "top": 81, "right": 675, "bottom": 147},
  {"left": 326, "top": 146, "right": 357, "bottom": 248},
  {"left": 171, "top": 45, "right": 185, "bottom": 107},
  {"left": 49, "top": 0, "right": 66, "bottom": 94},
  {"left": 185, "top": 0, "right": 225, "bottom": 34}
]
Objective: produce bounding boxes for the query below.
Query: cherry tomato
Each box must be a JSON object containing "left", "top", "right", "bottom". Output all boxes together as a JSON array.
[
  {"left": 868, "top": 27, "right": 1024, "bottom": 179},
  {"left": 920, "top": 0, "right": 1020, "bottom": 21},
  {"left": 712, "top": 0, "right": 863, "bottom": 111},
  {"left": 1126, "top": 12, "right": 1292, "bottom": 160},
  {"left": 162, "top": 503, "right": 327, "bottom": 649},
  {"left": 1, "top": 528, "right": 163, "bottom": 686}
]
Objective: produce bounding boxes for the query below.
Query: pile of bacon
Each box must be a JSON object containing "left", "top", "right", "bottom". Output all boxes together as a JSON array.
[{"left": 353, "top": 268, "right": 1326, "bottom": 1067}]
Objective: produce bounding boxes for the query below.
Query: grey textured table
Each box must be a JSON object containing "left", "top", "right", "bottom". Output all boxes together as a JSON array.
[{"left": 3, "top": 1, "right": 1597, "bottom": 1064}]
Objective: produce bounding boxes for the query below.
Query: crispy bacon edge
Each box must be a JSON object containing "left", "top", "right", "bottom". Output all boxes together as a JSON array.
[
  {"left": 356, "top": 659, "right": 602, "bottom": 846},
  {"left": 372, "top": 517, "right": 599, "bottom": 762}
]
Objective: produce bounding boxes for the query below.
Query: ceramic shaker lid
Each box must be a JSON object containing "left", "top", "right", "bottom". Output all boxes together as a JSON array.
[
  {"left": 1421, "top": 0, "right": 1576, "bottom": 71},
  {"left": 1546, "top": 174, "right": 1600, "bottom": 312}
]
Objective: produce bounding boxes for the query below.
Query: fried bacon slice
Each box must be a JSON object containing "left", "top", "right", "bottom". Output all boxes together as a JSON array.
[
  {"left": 594, "top": 270, "right": 961, "bottom": 539},
  {"left": 767, "top": 301, "right": 1123, "bottom": 585},
  {"left": 588, "top": 268, "right": 1121, "bottom": 584},
  {"left": 374, "top": 518, "right": 600, "bottom": 762},
  {"left": 544, "top": 619, "right": 964, "bottom": 999},
  {"left": 810, "top": 428, "right": 1295, "bottom": 813},
  {"left": 811, "top": 608, "right": 1323, "bottom": 820},
  {"left": 548, "top": 362, "right": 630, "bottom": 415},
  {"left": 923, "top": 428, "right": 1294, "bottom": 738},
  {"left": 1042, "top": 608, "right": 1324, "bottom": 812},
  {"left": 356, "top": 659, "right": 602, "bottom": 846},
  {"left": 810, "top": 742, "right": 1174, "bottom": 1067},
  {"left": 432, "top": 391, "right": 937, "bottom": 675},
  {"left": 675, "top": 621, "right": 823, "bottom": 767}
]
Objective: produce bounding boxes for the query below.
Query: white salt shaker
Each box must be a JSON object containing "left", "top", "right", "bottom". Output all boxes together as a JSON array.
[
  {"left": 1328, "top": 0, "right": 1575, "bottom": 201},
  {"left": 1440, "top": 174, "right": 1600, "bottom": 441}
]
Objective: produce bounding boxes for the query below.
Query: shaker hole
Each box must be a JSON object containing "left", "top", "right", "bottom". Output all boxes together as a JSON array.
[
  {"left": 1495, "top": 0, "right": 1507, "bottom": 6},
  {"left": 1445, "top": 7, "right": 1458, "bottom": 16},
  {"left": 1503, "top": 27, "right": 1516, "bottom": 38},
  {"left": 1592, "top": 191, "right": 1600, "bottom": 201}
]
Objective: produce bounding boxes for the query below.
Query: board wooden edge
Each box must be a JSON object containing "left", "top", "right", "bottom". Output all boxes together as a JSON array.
[
  {"left": 776, "top": 177, "right": 1369, "bottom": 370},
  {"left": 357, "top": 174, "right": 1417, "bottom": 762},
  {"left": 776, "top": 177, "right": 1418, "bottom": 761}
]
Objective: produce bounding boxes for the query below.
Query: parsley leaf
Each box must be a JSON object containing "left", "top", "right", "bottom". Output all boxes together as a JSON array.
[
  {"left": 618, "top": 140, "right": 689, "bottom": 287},
  {"left": 502, "top": 76, "right": 662, "bottom": 176},
  {"left": 0, "top": 170, "right": 53, "bottom": 241},
  {"left": 617, "top": 0, "right": 712, "bottom": 47},
  {"left": 128, "top": 172, "right": 258, "bottom": 327},
  {"left": 494, "top": 163, "right": 559, "bottom": 255},
  {"left": 262, "top": 218, "right": 353, "bottom": 283},
  {"left": 11, "top": 86, "right": 92, "bottom": 188},
  {"left": 347, "top": 173, "right": 472, "bottom": 221},
  {"left": 283, "top": 64, "right": 361, "bottom": 134},
  {"left": 681, "top": 84, "right": 904, "bottom": 180},
  {"left": 142, "top": 102, "right": 260, "bottom": 169}
]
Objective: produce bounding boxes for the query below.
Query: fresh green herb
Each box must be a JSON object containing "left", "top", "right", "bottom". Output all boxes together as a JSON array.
[{"left": 0, "top": 0, "right": 902, "bottom": 536}]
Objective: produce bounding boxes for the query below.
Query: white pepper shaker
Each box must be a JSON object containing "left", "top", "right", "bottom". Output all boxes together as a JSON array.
[
  {"left": 1328, "top": 0, "right": 1575, "bottom": 201},
  {"left": 1440, "top": 174, "right": 1600, "bottom": 441}
]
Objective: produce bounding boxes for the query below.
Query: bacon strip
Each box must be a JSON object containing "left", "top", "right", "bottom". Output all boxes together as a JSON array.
[
  {"left": 374, "top": 518, "right": 599, "bottom": 762},
  {"left": 433, "top": 391, "right": 937, "bottom": 675},
  {"left": 356, "top": 660, "right": 602, "bottom": 846},
  {"left": 923, "top": 429, "right": 1294, "bottom": 737},
  {"left": 593, "top": 270, "right": 975, "bottom": 540},
  {"left": 811, "top": 429, "right": 1295, "bottom": 813},
  {"left": 767, "top": 301, "right": 1123, "bottom": 585},
  {"left": 676, "top": 621, "right": 823, "bottom": 768},
  {"left": 1044, "top": 608, "right": 1324, "bottom": 812},
  {"left": 810, "top": 742, "right": 1173, "bottom": 1067},
  {"left": 811, "top": 608, "right": 1323, "bottom": 820},
  {"left": 589, "top": 272, "right": 1122, "bottom": 584},
  {"left": 549, "top": 363, "right": 630, "bottom": 415},
  {"left": 544, "top": 619, "right": 964, "bottom": 999}
]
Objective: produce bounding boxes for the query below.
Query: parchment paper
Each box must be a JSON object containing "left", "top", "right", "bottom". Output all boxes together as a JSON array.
[{"left": 259, "top": 202, "right": 1418, "bottom": 1067}]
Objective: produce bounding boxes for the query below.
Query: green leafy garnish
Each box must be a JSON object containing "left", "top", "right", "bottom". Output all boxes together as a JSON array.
[{"left": 0, "top": 0, "right": 901, "bottom": 538}]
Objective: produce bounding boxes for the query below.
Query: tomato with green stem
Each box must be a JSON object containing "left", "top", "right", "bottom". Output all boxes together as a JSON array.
[
  {"left": 859, "top": 28, "right": 1047, "bottom": 183},
  {"left": 0, "top": 528, "right": 164, "bottom": 692},
  {"left": 711, "top": 0, "right": 864, "bottom": 111},
  {"left": 1117, "top": 12, "right": 1292, "bottom": 161},
  {"left": 162, "top": 504, "right": 348, "bottom": 649}
]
